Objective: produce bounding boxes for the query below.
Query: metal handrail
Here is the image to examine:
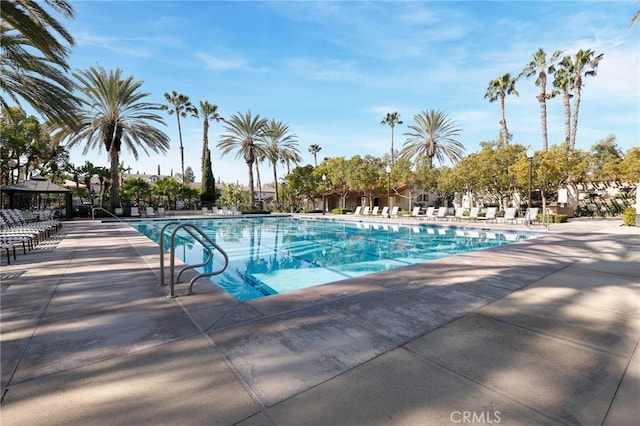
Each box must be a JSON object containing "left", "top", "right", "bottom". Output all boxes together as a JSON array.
[
  {"left": 92, "top": 207, "right": 122, "bottom": 222},
  {"left": 159, "top": 221, "right": 229, "bottom": 298}
]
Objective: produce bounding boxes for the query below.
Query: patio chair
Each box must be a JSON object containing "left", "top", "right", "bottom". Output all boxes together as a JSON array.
[
  {"left": 461, "top": 207, "right": 480, "bottom": 221},
  {"left": 362, "top": 206, "right": 370, "bottom": 216},
  {"left": 390, "top": 206, "right": 399, "bottom": 218},
  {"left": 435, "top": 207, "right": 448, "bottom": 220},
  {"left": 353, "top": 206, "right": 362, "bottom": 216},
  {"left": 380, "top": 206, "right": 389, "bottom": 218},
  {"left": 410, "top": 206, "right": 424, "bottom": 219},
  {"left": 521, "top": 207, "right": 539, "bottom": 225},
  {"left": 146, "top": 207, "right": 156, "bottom": 217},
  {"left": 130, "top": 207, "right": 140, "bottom": 217},
  {"left": 370, "top": 206, "right": 380, "bottom": 216},
  {"left": 477, "top": 207, "right": 497, "bottom": 222},
  {"left": 501, "top": 207, "right": 517, "bottom": 224},
  {"left": 115, "top": 207, "right": 124, "bottom": 216},
  {"left": 157, "top": 207, "right": 165, "bottom": 218},
  {"left": 424, "top": 207, "right": 436, "bottom": 220}
]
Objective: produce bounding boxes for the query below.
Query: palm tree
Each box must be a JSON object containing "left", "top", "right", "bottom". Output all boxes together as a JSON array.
[
  {"left": 1, "top": 0, "right": 80, "bottom": 128},
  {"left": 484, "top": 73, "right": 519, "bottom": 144},
  {"left": 552, "top": 56, "right": 574, "bottom": 144},
  {"left": 400, "top": 109, "right": 465, "bottom": 168},
  {"left": 264, "top": 119, "right": 299, "bottom": 206},
  {"left": 566, "top": 49, "right": 604, "bottom": 149},
  {"left": 380, "top": 112, "right": 402, "bottom": 165},
  {"left": 64, "top": 65, "right": 170, "bottom": 208},
  {"left": 217, "top": 111, "right": 268, "bottom": 208},
  {"left": 308, "top": 144, "right": 321, "bottom": 166},
  {"left": 520, "top": 48, "right": 563, "bottom": 151},
  {"left": 193, "top": 101, "right": 222, "bottom": 173},
  {"left": 161, "top": 91, "right": 196, "bottom": 180}
]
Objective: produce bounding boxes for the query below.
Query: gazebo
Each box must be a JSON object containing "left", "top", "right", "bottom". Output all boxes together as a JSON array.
[{"left": 0, "top": 175, "right": 73, "bottom": 219}]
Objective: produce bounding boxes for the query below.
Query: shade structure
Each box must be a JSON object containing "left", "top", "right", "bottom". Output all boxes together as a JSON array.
[{"left": 1, "top": 175, "right": 72, "bottom": 219}]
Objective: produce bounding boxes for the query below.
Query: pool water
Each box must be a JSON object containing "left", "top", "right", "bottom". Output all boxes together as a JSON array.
[{"left": 129, "top": 216, "right": 540, "bottom": 301}]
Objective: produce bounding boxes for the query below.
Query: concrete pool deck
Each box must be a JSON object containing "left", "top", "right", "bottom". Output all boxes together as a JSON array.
[{"left": 1, "top": 214, "right": 638, "bottom": 425}]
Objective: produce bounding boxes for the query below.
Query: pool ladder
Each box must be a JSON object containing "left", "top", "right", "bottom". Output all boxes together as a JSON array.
[{"left": 159, "top": 221, "right": 229, "bottom": 298}]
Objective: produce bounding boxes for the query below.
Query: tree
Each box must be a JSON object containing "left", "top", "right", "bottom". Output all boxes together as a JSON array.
[
  {"left": 0, "top": 106, "right": 41, "bottom": 183},
  {"left": 629, "top": 9, "right": 640, "bottom": 28},
  {"left": 484, "top": 73, "right": 519, "bottom": 144},
  {"left": 618, "top": 147, "right": 640, "bottom": 183},
  {"left": 380, "top": 112, "right": 403, "bottom": 165},
  {"left": 161, "top": 91, "right": 196, "bottom": 179},
  {"left": 193, "top": 101, "right": 222, "bottom": 189},
  {"left": 565, "top": 49, "right": 604, "bottom": 149},
  {"left": 400, "top": 109, "right": 465, "bottom": 168},
  {"left": 264, "top": 119, "right": 299, "bottom": 207},
  {"left": 217, "top": 111, "right": 268, "bottom": 208},
  {"left": 1, "top": 0, "right": 80, "bottom": 128},
  {"left": 65, "top": 65, "right": 170, "bottom": 208},
  {"left": 552, "top": 56, "right": 574, "bottom": 144},
  {"left": 346, "top": 155, "right": 385, "bottom": 209},
  {"left": 308, "top": 144, "right": 322, "bottom": 167},
  {"left": 520, "top": 48, "right": 563, "bottom": 151},
  {"left": 121, "top": 177, "right": 150, "bottom": 207},
  {"left": 284, "top": 165, "right": 317, "bottom": 211},
  {"left": 152, "top": 176, "right": 181, "bottom": 209},
  {"left": 200, "top": 149, "right": 216, "bottom": 206},
  {"left": 589, "top": 135, "right": 623, "bottom": 181},
  {"left": 183, "top": 166, "right": 195, "bottom": 184}
]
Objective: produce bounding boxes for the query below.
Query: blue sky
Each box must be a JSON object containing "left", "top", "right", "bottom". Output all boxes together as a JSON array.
[{"left": 62, "top": 0, "right": 639, "bottom": 184}]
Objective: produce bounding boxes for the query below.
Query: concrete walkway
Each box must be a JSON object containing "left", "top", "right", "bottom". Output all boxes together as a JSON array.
[{"left": 1, "top": 216, "right": 638, "bottom": 425}]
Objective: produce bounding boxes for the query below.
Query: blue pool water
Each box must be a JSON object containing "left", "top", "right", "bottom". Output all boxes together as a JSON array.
[{"left": 129, "top": 216, "right": 540, "bottom": 301}]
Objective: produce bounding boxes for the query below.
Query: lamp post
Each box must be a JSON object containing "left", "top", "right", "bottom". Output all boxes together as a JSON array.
[
  {"left": 8, "top": 159, "right": 17, "bottom": 184},
  {"left": 321, "top": 174, "right": 326, "bottom": 215},
  {"left": 526, "top": 147, "right": 534, "bottom": 211},
  {"left": 386, "top": 164, "right": 391, "bottom": 217}
]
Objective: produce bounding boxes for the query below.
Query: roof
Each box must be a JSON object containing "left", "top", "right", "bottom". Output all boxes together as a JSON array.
[{"left": 0, "top": 175, "right": 70, "bottom": 193}]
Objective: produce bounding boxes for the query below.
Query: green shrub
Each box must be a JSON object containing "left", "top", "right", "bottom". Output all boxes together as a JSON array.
[
  {"left": 536, "top": 213, "right": 568, "bottom": 223},
  {"left": 331, "top": 208, "right": 352, "bottom": 215},
  {"left": 622, "top": 208, "right": 636, "bottom": 226},
  {"left": 243, "top": 209, "right": 270, "bottom": 215}
]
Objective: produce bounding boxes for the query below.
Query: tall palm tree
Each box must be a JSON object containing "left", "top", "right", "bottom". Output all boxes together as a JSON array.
[
  {"left": 566, "top": 49, "right": 604, "bottom": 149},
  {"left": 484, "top": 73, "right": 519, "bottom": 144},
  {"left": 308, "top": 144, "right": 321, "bottom": 166},
  {"left": 217, "top": 111, "right": 268, "bottom": 208},
  {"left": 520, "top": 48, "right": 563, "bottom": 151},
  {"left": 380, "top": 112, "right": 402, "bottom": 165},
  {"left": 161, "top": 91, "right": 196, "bottom": 181},
  {"left": 552, "top": 57, "right": 574, "bottom": 144},
  {"left": 280, "top": 144, "right": 302, "bottom": 175},
  {"left": 193, "top": 101, "right": 222, "bottom": 187},
  {"left": 264, "top": 119, "right": 299, "bottom": 206},
  {"left": 65, "top": 65, "right": 170, "bottom": 208},
  {"left": 1, "top": 0, "right": 80, "bottom": 128},
  {"left": 400, "top": 109, "right": 465, "bottom": 168}
]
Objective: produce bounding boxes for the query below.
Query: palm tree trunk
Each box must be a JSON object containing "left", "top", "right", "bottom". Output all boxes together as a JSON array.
[
  {"left": 247, "top": 161, "right": 255, "bottom": 207},
  {"left": 109, "top": 147, "right": 120, "bottom": 208},
  {"left": 390, "top": 124, "right": 395, "bottom": 165},
  {"left": 271, "top": 159, "right": 279, "bottom": 206},
  {"left": 570, "top": 77, "right": 582, "bottom": 150},
  {"left": 255, "top": 162, "right": 262, "bottom": 208},
  {"left": 176, "top": 114, "right": 185, "bottom": 179},
  {"left": 563, "top": 91, "right": 571, "bottom": 143},
  {"left": 500, "top": 94, "right": 508, "bottom": 144}
]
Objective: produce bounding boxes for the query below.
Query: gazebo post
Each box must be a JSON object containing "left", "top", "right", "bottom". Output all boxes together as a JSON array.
[{"left": 66, "top": 192, "right": 73, "bottom": 220}]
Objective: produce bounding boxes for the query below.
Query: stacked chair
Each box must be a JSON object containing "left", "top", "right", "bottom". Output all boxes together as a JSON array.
[{"left": 0, "top": 209, "right": 62, "bottom": 265}]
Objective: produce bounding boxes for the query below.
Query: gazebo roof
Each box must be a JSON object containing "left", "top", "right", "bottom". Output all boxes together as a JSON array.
[{"left": 1, "top": 175, "right": 70, "bottom": 193}]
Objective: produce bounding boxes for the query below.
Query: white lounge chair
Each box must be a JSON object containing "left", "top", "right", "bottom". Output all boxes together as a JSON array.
[
  {"left": 450, "top": 207, "right": 465, "bottom": 221},
  {"left": 157, "top": 207, "right": 165, "bottom": 218},
  {"left": 130, "top": 207, "right": 140, "bottom": 217},
  {"left": 424, "top": 207, "right": 436, "bottom": 220},
  {"left": 371, "top": 206, "right": 380, "bottom": 216},
  {"left": 362, "top": 206, "right": 370, "bottom": 216},
  {"left": 146, "top": 207, "right": 156, "bottom": 217},
  {"left": 380, "top": 206, "right": 389, "bottom": 218},
  {"left": 353, "top": 206, "right": 362, "bottom": 216},
  {"left": 410, "top": 206, "right": 424, "bottom": 219},
  {"left": 435, "top": 207, "right": 448, "bottom": 220},
  {"left": 521, "top": 207, "right": 539, "bottom": 224},
  {"left": 114, "top": 207, "right": 124, "bottom": 216},
  {"left": 462, "top": 207, "right": 480, "bottom": 221},
  {"left": 501, "top": 207, "right": 517, "bottom": 223},
  {"left": 389, "top": 206, "right": 399, "bottom": 218},
  {"left": 202, "top": 207, "right": 210, "bottom": 215},
  {"left": 477, "top": 207, "right": 497, "bottom": 222}
]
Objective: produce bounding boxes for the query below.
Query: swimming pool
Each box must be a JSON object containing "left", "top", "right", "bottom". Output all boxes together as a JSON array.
[{"left": 130, "top": 216, "right": 540, "bottom": 301}]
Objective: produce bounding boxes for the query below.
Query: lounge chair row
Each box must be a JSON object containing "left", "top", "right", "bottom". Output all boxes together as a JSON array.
[
  {"left": 353, "top": 206, "right": 540, "bottom": 224},
  {"left": 201, "top": 206, "right": 242, "bottom": 216},
  {"left": 1, "top": 209, "right": 62, "bottom": 265}
]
